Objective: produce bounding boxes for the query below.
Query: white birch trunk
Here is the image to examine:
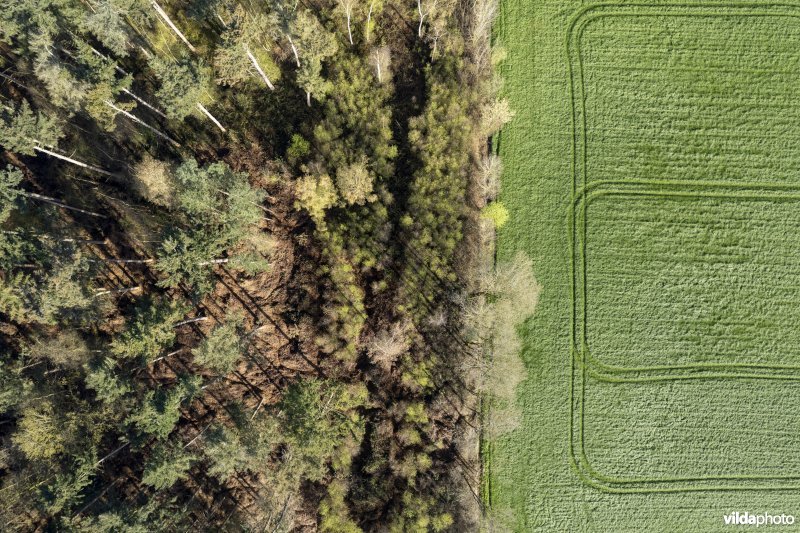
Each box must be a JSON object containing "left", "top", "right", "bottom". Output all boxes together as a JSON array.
[
  {"left": 101, "top": 258, "right": 155, "bottom": 264},
  {"left": 174, "top": 316, "right": 209, "bottom": 327},
  {"left": 33, "top": 146, "right": 116, "bottom": 177},
  {"left": 246, "top": 48, "right": 275, "bottom": 90},
  {"left": 104, "top": 101, "right": 180, "bottom": 147},
  {"left": 418, "top": 0, "right": 426, "bottom": 37},
  {"left": 196, "top": 103, "right": 226, "bottom": 132},
  {"left": 198, "top": 258, "right": 229, "bottom": 266},
  {"left": 94, "top": 286, "right": 142, "bottom": 297},
  {"left": 121, "top": 89, "right": 167, "bottom": 118},
  {"left": 151, "top": 1, "right": 197, "bottom": 53},
  {"left": 22, "top": 191, "right": 107, "bottom": 218},
  {"left": 346, "top": 11, "right": 353, "bottom": 45},
  {"left": 366, "top": 2, "right": 374, "bottom": 42},
  {"left": 288, "top": 36, "right": 301, "bottom": 67}
]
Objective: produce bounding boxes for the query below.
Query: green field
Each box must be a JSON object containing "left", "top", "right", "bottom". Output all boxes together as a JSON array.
[{"left": 492, "top": 1, "right": 800, "bottom": 530}]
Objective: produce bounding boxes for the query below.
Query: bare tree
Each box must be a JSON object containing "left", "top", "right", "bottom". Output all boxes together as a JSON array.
[
  {"left": 339, "top": 0, "right": 357, "bottom": 45},
  {"left": 368, "top": 320, "right": 413, "bottom": 371},
  {"left": 369, "top": 46, "right": 391, "bottom": 83},
  {"left": 476, "top": 154, "right": 502, "bottom": 205},
  {"left": 481, "top": 98, "right": 514, "bottom": 136},
  {"left": 469, "top": 0, "right": 498, "bottom": 69}
]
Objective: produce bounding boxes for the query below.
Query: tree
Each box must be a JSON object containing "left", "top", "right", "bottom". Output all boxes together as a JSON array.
[
  {"left": 295, "top": 173, "right": 337, "bottom": 225},
  {"left": 319, "top": 479, "right": 361, "bottom": 533},
  {"left": 292, "top": 11, "right": 338, "bottom": 106},
  {"left": 27, "top": 330, "right": 91, "bottom": 368},
  {"left": 278, "top": 379, "right": 368, "bottom": 482},
  {"left": 126, "top": 375, "right": 201, "bottom": 440},
  {"left": 338, "top": 0, "right": 358, "bottom": 45},
  {"left": 0, "top": 101, "right": 64, "bottom": 155},
  {"left": 266, "top": 0, "right": 301, "bottom": 67},
  {"left": 84, "top": 358, "right": 133, "bottom": 405},
  {"left": 130, "top": 155, "right": 176, "bottom": 208},
  {"left": 156, "top": 159, "right": 268, "bottom": 290},
  {"left": 5, "top": 245, "right": 100, "bottom": 325},
  {"left": 12, "top": 403, "right": 69, "bottom": 460},
  {"left": 481, "top": 201, "right": 508, "bottom": 229},
  {"left": 157, "top": 229, "right": 224, "bottom": 291},
  {"left": 83, "top": 1, "right": 131, "bottom": 56},
  {"left": 416, "top": 0, "right": 458, "bottom": 55},
  {"left": 335, "top": 157, "right": 375, "bottom": 205},
  {"left": 364, "top": 0, "right": 385, "bottom": 43},
  {"left": 480, "top": 97, "right": 514, "bottom": 136},
  {"left": 367, "top": 320, "right": 411, "bottom": 371},
  {"left": 149, "top": 55, "right": 212, "bottom": 121},
  {"left": 214, "top": 8, "right": 281, "bottom": 90},
  {"left": 369, "top": 46, "right": 391, "bottom": 83},
  {"left": 192, "top": 315, "right": 243, "bottom": 373},
  {"left": 110, "top": 299, "right": 187, "bottom": 361},
  {"left": 141, "top": 443, "right": 196, "bottom": 489},
  {"left": 476, "top": 154, "right": 502, "bottom": 204},
  {"left": 203, "top": 424, "right": 250, "bottom": 479}
]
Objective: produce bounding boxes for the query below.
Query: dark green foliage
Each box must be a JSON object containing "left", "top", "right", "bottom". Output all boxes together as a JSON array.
[
  {"left": 83, "top": 2, "right": 131, "bottom": 56},
  {"left": 293, "top": 11, "right": 338, "bottom": 103},
  {"left": 85, "top": 357, "right": 133, "bottom": 405},
  {"left": 192, "top": 315, "right": 244, "bottom": 373},
  {"left": 149, "top": 55, "right": 212, "bottom": 120},
  {"left": 277, "top": 379, "right": 367, "bottom": 481},
  {"left": 111, "top": 299, "right": 187, "bottom": 361},
  {"left": 141, "top": 443, "right": 196, "bottom": 489},
  {"left": 0, "top": 103, "right": 63, "bottom": 155},
  {"left": 157, "top": 228, "right": 224, "bottom": 291},
  {"left": 1, "top": 243, "right": 100, "bottom": 325},
  {"left": 0, "top": 361, "right": 23, "bottom": 412},
  {"left": 156, "top": 158, "right": 268, "bottom": 291},
  {"left": 126, "top": 375, "right": 201, "bottom": 440}
]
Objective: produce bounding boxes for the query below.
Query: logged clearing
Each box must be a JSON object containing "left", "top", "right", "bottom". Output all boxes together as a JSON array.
[{"left": 492, "top": 1, "right": 800, "bottom": 530}]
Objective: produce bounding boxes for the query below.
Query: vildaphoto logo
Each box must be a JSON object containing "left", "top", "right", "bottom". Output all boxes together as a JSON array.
[{"left": 723, "top": 512, "right": 795, "bottom": 527}]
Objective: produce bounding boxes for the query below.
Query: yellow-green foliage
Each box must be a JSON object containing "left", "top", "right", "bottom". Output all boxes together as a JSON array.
[{"left": 481, "top": 201, "right": 509, "bottom": 228}]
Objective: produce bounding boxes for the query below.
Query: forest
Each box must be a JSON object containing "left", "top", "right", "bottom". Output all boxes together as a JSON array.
[{"left": 0, "top": 0, "right": 520, "bottom": 530}]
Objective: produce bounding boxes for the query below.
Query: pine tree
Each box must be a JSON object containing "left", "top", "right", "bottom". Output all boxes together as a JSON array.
[
  {"left": 110, "top": 299, "right": 187, "bottom": 361},
  {"left": 141, "top": 443, "right": 196, "bottom": 489},
  {"left": 126, "top": 375, "right": 201, "bottom": 440},
  {"left": 0, "top": 102, "right": 64, "bottom": 155},
  {"left": 192, "top": 315, "right": 244, "bottom": 373},
  {"left": 149, "top": 54, "right": 213, "bottom": 121}
]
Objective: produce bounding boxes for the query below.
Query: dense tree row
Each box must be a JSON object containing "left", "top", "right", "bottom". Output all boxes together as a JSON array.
[{"left": 0, "top": 0, "right": 509, "bottom": 530}]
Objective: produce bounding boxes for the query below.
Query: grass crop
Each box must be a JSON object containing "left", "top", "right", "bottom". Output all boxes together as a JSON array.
[{"left": 490, "top": 1, "right": 800, "bottom": 529}]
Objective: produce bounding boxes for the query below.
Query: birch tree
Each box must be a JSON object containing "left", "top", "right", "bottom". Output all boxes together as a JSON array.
[
  {"left": 364, "top": 0, "right": 385, "bottom": 43},
  {"left": 293, "top": 11, "right": 338, "bottom": 106},
  {"left": 265, "top": 0, "right": 302, "bottom": 66},
  {"left": 214, "top": 8, "right": 281, "bottom": 90},
  {"left": 369, "top": 46, "right": 391, "bottom": 83},
  {"left": 339, "top": 0, "right": 358, "bottom": 45}
]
